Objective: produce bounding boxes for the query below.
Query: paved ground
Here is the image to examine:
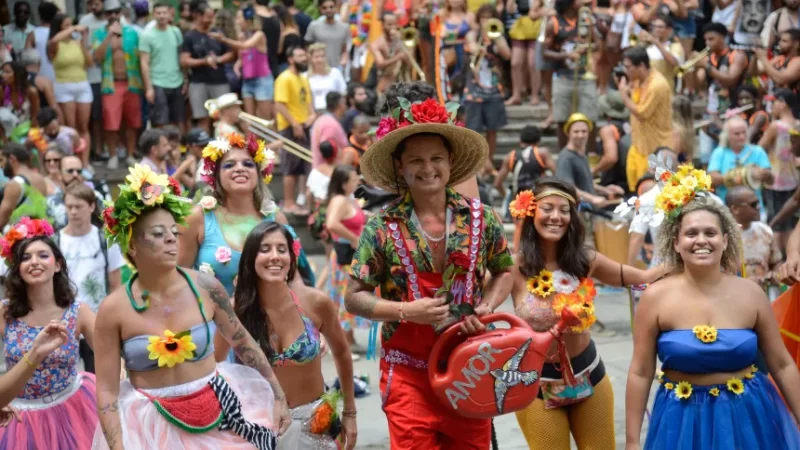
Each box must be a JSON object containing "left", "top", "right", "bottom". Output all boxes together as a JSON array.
[{"left": 320, "top": 284, "right": 654, "bottom": 450}]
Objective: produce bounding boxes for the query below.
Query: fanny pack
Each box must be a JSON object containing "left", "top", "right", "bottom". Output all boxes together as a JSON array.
[
  {"left": 539, "top": 341, "right": 602, "bottom": 410},
  {"left": 138, "top": 374, "right": 277, "bottom": 450}
]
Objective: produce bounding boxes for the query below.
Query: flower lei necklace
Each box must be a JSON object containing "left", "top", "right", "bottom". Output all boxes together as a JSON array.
[{"left": 526, "top": 269, "right": 597, "bottom": 332}]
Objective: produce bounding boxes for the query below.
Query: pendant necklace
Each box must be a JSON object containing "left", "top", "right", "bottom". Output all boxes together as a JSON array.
[{"left": 411, "top": 209, "right": 451, "bottom": 250}]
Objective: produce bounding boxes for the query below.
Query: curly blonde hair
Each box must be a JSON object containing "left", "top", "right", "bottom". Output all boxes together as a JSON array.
[{"left": 656, "top": 196, "right": 742, "bottom": 274}]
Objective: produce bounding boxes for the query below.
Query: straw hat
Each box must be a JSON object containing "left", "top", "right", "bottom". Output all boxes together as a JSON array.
[
  {"left": 597, "top": 91, "right": 629, "bottom": 120},
  {"left": 360, "top": 98, "right": 488, "bottom": 192},
  {"left": 563, "top": 112, "right": 594, "bottom": 134}
]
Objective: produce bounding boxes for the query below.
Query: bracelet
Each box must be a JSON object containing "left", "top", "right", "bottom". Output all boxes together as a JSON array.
[
  {"left": 23, "top": 353, "right": 37, "bottom": 369},
  {"left": 620, "top": 263, "right": 625, "bottom": 286},
  {"left": 399, "top": 302, "right": 405, "bottom": 321},
  {"left": 342, "top": 409, "right": 357, "bottom": 418}
]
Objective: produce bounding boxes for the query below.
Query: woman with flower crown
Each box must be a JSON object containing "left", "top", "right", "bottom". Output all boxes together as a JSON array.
[
  {"left": 507, "top": 177, "right": 664, "bottom": 449},
  {"left": 0, "top": 217, "right": 99, "bottom": 449},
  {"left": 625, "top": 165, "right": 800, "bottom": 450},
  {"left": 92, "top": 164, "right": 290, "bottom": 449}
]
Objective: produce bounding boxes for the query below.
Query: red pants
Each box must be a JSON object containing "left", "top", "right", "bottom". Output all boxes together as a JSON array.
[{"left": 380, "top": 362, "right": 491, "bottom": 449}]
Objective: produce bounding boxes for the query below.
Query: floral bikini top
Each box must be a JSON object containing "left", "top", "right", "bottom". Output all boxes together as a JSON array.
[
  {"left": 268, "top": 290, "right": 321, "bottom": 367},
  {"left": 515, "top": 269, "right": 597, "bottom": 334}
]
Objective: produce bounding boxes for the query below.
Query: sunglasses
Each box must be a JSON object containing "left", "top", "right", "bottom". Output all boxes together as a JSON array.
[
  {"left": 739, "top": 200, "right": 759, "bottom": 209},
  {"left": 64, "top": 168, "right": 82, "bottom": 175},
  {"left": 45, "top": 158, "right": 62, "bottom": 164}
]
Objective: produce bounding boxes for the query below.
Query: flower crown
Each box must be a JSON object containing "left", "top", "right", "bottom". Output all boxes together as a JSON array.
[
  {"left": 615, "top": 154, "right": 713, "bottom": 227},
  {"left": 509, "top": 189, "right": 577, "bottom": 219},
  {"left": 200, "top": 133, "right": 276, "bottom": 189},
  {"left": 0, "top": 217, "right": 54, "bottom": 261},
  {"left": 103, "top": 164, "right": 192, "bottom": 255},
  {"left": 375, "top": 97, "right": 462, "bottom": 140}
]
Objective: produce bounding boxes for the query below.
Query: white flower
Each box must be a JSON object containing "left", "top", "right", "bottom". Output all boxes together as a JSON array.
[
  {"left": 552, "top": 270, "right": 579, "bottom": 294},
  {"left": 209, "top": 139, "right": 231, "bottom": 154},
  {"left": 198, "top": 196, "right": 217, "bottom": 210},
  {"left": 199, "top": 263, "right": 215, "bottom": 276},
  {"left": 614, "top": 197, "right": 637, "bottom": 218},
  {"left": 264, "top": 149, "right": 276, "bottom": 163}
]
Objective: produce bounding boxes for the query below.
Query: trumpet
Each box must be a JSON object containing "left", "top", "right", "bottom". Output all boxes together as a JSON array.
[
  {"left": 675, "top": 47, "right": 709, "bottom": 78},
  {"left": 692, "top": 103, "right": 753, "bottom": 130},
  {"left": 238, "top": 112, "right": 313, "bottom": 163},
  {"left": 470, "top": 18, "right": 505, "bottom": 70},
  {"left": 393, "top": 27, "right": 426, "bottom": 81}
]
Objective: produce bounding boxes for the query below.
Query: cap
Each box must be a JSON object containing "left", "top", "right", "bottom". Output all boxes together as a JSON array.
[
  {"left": 133, "top": 0, "right": 149, "bottom": 16},
  {"left": 104, "top": 0, "right": 122, "bottom": 11},
  {"left": 186, "top": 128, "right": 211, "bottom": 146}
]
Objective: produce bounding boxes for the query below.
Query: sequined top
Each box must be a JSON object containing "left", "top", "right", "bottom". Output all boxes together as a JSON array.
[
  {"left": 515, "top": 270, "right": 596, "bottom": 334},
  {"left": 3, "top": 301, "right": 80, "bottom": 399}
]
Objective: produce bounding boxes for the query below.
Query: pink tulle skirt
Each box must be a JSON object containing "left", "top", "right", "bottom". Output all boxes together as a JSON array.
[
  {"left": 92, "top": 363, "right": 275, "bottom": 450},
  {"left": 0, "top": 372, "right": 98, "bottom": 450}
]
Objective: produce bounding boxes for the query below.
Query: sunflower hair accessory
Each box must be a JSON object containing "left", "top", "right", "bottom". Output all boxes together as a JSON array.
[
  {"left": 103, "top": 164, "right": 192, "bottom": 255},
  {"left": 510, "top": 190, "right": 536, "bottom": 219},
  {"left": 0, "top": 217, "right": 54, "bottom": 262},
  {"left": 200, "top": 133, "right": 276, "bottom": 189}
]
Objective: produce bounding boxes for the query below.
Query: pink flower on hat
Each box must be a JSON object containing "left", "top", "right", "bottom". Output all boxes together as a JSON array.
[{"left": 375, "top": 117, "right": 398, "bottom": 139}]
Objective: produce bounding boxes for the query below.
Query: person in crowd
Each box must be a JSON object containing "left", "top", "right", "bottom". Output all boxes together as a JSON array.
[
  {"left": 162, "top": 125, "right": 184, "bottom": 176},
  {"left": 556, "top": 114, "right": 624, "bottom": 208},
  {"left": 21, "top": 49, "right": 58, "bottom": 117},
  {"left": 217, "top": 221, "right": 357, "bottom": 448},
  {"left": 92, "top": 0, "right": 142, "bottom": 171},
  {"left": 504, "top": 0, "right": 545, "bottom": 106},
  {"left": 92, "top": 164, "right": 290, "bottom": 449},
  {"left": 437, "top": 0, "right": 474, "bottom": 97},
  {"left": 756, "top": 28, "right": 800, "bottom": 96},
  {"left": 48, "top": 13, "right": 93, "bottom": 168},
  {"left": 36, "top": 107, "right": 80, "bottom": 156},
  {"left": 308, "top": 43, "right": 347, "bottom": 113},
  {"left": 370, "top": 12, "right": 413, "bottom": 94},
  {"left": 340, "top": 114, "right": 371, "bottom": 171},
  {"left": 626, "top": 170, "right": 800, "bottom": 449},
  {"left": 0, "top": 218, "right": 98, "bottom": 449},
  {"left": 594, "top": 91, "right": 631, "bottom": 194},
  {"left": 310, "top": 92, "right": 348, "bottom": 170},
  {"left": 177, "top": 0, "right": 193, "bottom": 32},
  {"left": 179, "top": 132, "right": 315, "bottom": 299},
  {"left": 305, "top": 0, "right": 349, "bottom": 70},
  {"left": 275, "top": 4, "right": 304, "bottom": 75},
  {"left": 307, "top": 140, "right": 335, "bottom": 217},
  {"left": 762, "top": 0, "right": 800, "bottom": 50},
  {"left": 130, "top": 0, "right": 150, "bottom": 32},
  {"left": 727, "top": 185, "right": 783, "bottom": 298},
  {"left": 341, "top": 82, "right": 368, "bottom": 136},
  {"left": 542, "top": 0, "right": 601, "bottom": 149},
  {"left": 207, "top": 92, "right": 244, "bottom": 138},
  {"left": 325, "top": 165, "right": 368, "bottom": 359},
  {"left": 0, "top": 144, "right": 49, "bottom": 230},
  {"left": 618, "top": 46, "right": 673, "bottom": 191},
  {"left": 734, "top": 84, "right": 769, "bottom": 145},
  {"left": 4, "top": 1, "right": 34, "bottom": 59},
  {"left": 494, "top": 125, "right": 555, "bottom": 212},
  {"left": 671, "top": 95, "right": 695, "bottom": 162},
  {"left": 254, "top": 0, "right": 283, "bottom": 78},
  {"left": 137, "top": 128, "right": 170, "bottom": 175},
  {"left": 708, "top": 116, "right": 773, "bottom": 211},
  {"left": 757, "top": 88, "right": 800, "bottom": 251},
  {"left": 464, "top": 4, "right": 510, "bottom": 170},
  {"left": 275, "top": 46, "right": 316, "bottom": 215},
  {"left": 0, "top": 61, "right": 40, "bottom": 137},
  {"left": 181, "top": 1, "right": 234, "bottom": 131},
  {"left": 703, "top": 22, "right": 748, "bottom": 118},
  {"left": 209, "top": 3, "right": 273, "bottom": 121},
  {"left": 141, "top": 2, "right": 187, "bottom": 133},
  {"left": 55, "top": 182, "right": 124, "bottom": 374},
  {"left": 42, "top": 148, "right": 63, "bottom": 196},
  {"left": 341, "top": 0, "right": 372, "bottom": 82},
  {"left": 509, "top": 178, "right": 663, "bottom": 449},
  {"left": 48, "top": 154, "right": 106, "bottom": 230},
  {"left": 285, "top": 0, "right": 312, "bottom": 37},
  {"left": 25, "top": 2, "right": 59, "bottom": 84},
  {"left": 212, "top": 8, "right": 241, "bottom": 95},
  {"left": 0, "top": 321, "right": 69, "bottom": 426},
  {"left": 181, "top": 127, "right": 212, "bottom": 195},
  {"left": 640, "top": 15, "right": 683, "bottom": 92},
  {"left": 78, "top": 0, "right": 107, "bottom": 163}
]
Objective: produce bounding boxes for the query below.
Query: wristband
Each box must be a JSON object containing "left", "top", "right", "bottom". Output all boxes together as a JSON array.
[
  {"left": 399, "top": 302, "right": 405, "bottom": 321},
  {"left": 342, "top": 409, "right": 357, "bottom": 418},
  {"left": 23, "top": 353, "right": 37, "bottom": 369}
]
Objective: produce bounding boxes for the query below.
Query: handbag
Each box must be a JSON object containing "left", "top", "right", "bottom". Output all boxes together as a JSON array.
[
  {"left": 333, "top": 241, "right": 356, "bottom": 266},
  {"left": 539, "top": 371, "right": 594, "bottom": 409}
]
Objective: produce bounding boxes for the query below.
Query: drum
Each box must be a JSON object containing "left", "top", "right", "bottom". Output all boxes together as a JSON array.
[{"left": 593, "top": 218, "right": 629, "bottom": 265}]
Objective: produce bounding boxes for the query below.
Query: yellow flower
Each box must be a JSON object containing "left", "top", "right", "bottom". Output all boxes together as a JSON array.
[
  {"left": 692, "top": 325, "right": 717, "bottom": 343},
  {"left": 744, "top": 372, "right": 754, "bottom": 379},
  {"left": 680, "top": 175, "right": 698, "bottom": 190},
  {"left": 202, "top": 139, "right": 231, "bottom": 162},
  {"left": 571, "top": 312, "right": 596, "bottom": 332},
  {"left": 709, "top": 387, "right": 720, "bottom": 397},
  {"left": 263, "top": 174, "right": 273, "bottom": 185},
  {"left": 750, "top": 364, "right": 758, "bottom": 373},
  {"left": 551, "top": 293, "right": 570, "bottom": 313},
  {"left": 726, "top": 378, "right": 744, "bottom": 395},
  {"left": 253, "top": 139, "right": 267, "bottom": 164},
  {"left": 538, "top": 269, "right": 553, "bottom": 285},
  {"left": 147, "top": 330, "right": 197, "bottom": 368},
  {"left": 665, "top": 382, "right": 674, "bottom": 390},
  {"left": 678, "top": 164, "right": 693, "bottom": 176},
  {"left": 658, "top": 372, "right": 664, "bottom": 384},
  {"left": 533, "top": 281, "right": 555, "bottom": 298},
  {"left": 126, "top": 164, "right": 168, "bottom": 195},
  {"left": 693, "top": 170, "right": 713, "bottom": 190},
  {"left": 526, "top": 278, "right": 540, "bottom": 295},
  {"left": 675, "top": 381, "right": 693, "bottom": 400}
]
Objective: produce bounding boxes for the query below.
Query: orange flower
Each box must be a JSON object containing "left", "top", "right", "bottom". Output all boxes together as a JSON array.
[
  {"left": 310, "top": 402, "right": 333, "bottom": 433},
  {"left": 228, "top": 133, "right": 246, "bottom": 148},
  {"left": 509, "top": 190, "right": 536, "bottom": 219}
]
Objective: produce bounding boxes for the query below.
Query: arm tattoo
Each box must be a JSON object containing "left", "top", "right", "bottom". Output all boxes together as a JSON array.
[
  {"left": 346, "top": 292, "right": 378, "bottom": 319},
  {"left": 98, "top": 401, "right": 119, "bottom": 414},
  {"left": 199, "top": 271, "right": 237, "bottom": 326},
  {"left": 98, "top": 401, "right": 121, "bottom": 448}
]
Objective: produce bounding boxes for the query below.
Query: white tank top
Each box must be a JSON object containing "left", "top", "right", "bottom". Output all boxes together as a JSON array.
[{"left": 33, "top": 26, "right": 55, "bottom": 82}]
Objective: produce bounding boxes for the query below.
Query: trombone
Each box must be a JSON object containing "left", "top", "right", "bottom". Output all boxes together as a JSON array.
[
  {"left": 238, "top": 112, "right": 313, "bottom": 163},
  {"left": 675, "top": 47, "right": 709, "bottom": 79},
  {"left": 394, "top": 28, "right": 427, "bottom": 81},
  {"left": 470, "top": 18, "right": 505, "bottom": 70}
]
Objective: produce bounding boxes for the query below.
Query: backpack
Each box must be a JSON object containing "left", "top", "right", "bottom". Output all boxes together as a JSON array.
[{"left": 53, "top": 227, "right": 110, "bottom": 296}]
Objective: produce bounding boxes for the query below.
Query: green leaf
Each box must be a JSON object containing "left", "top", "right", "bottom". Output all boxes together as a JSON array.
[
  {"left": 398, "top": 97, "right": 412, "bottom": 110},
  {"left": 392, "top": 107, "right": 401, "bottom": 120},
  {"left": 446, "top": 292, "right": 455, "bottom": 304},
  {"left": 445, "top": 102, "right": 460, "bottom": 116},
  {"left": 449, "top": 303, "right": 461, "bottom": 315},
  {"left": 459, "top": 303, "right": 475, "bottom": 316},
  {"left": 174, "top": 330, "right": 191, "bottom": 339},
  {"left": 435, "top": 287, "right": 447, "bottom": 296},
  {"left": 443, "top": 264, "right": 455, "bottom": 282}
]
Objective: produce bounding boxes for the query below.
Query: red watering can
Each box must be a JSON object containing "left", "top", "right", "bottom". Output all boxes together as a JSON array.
[{"left": 428, "top": 309, "right": 579, "bottom": 418}]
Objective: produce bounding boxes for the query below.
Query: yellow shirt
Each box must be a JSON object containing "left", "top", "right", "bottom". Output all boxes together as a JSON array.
[
  {"left": 274, "top": 70, "right": 311, "bottom": 132},
  {"left": 52, "top": 40, "right": 88, "bottom": 84},
  {"left": 467, "top": 0, "right": 492, "bottom": 13},
  {"left": 627, "top": 70, "right": 673, "bottom": 189}
]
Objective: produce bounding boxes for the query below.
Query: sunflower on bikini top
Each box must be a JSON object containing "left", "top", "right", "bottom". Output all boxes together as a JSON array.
[{"left": 147, "top": 329, "right": 198, "bottom": 368}]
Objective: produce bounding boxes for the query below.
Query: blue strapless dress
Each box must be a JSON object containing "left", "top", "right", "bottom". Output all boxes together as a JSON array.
[{"left": 645, "top": 329, "right": 800, "bottom": 450}]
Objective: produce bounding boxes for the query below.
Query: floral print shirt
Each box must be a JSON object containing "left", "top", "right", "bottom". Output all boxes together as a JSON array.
[
  {"left": 3, "top": 301, "right": 80, "bottom": 399},
  {"left": 349, "top": 188, "right": 513, "bottom": 343}
]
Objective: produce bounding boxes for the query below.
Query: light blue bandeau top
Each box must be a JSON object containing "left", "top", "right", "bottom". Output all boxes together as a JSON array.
[{"left": 121, "top": 321, "right": 217, "bottom": 372}]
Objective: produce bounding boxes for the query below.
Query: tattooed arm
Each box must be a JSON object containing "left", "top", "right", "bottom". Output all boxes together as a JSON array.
[
  {"left": 345, "top": 279, "right": 406, "bottom": 320},
  {"left": 94, "top": 298, "right": 124, "bottom": 450},
  {"left": 198, "top": 271, "right": 291, "bottom": 434}
]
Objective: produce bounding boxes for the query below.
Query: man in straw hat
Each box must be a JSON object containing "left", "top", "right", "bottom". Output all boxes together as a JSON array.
[{"left": 345, "top": 97, "right": 514, "bottom": 449}]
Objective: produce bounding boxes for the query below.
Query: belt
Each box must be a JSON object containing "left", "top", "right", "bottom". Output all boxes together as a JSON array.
[
  {"left": 11, "top": 374, "right": 84, "bottom": 411},
  {"left": 381, "top": 348, "right": 428, "bottom": 369}
]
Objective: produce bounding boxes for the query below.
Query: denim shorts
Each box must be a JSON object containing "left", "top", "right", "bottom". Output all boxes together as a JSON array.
[
  {"left": 672, "top": 16, "right": 697, "bottom": 39},
  {"left": 241, "top": 75, "right": 274, "bottom": 101}
]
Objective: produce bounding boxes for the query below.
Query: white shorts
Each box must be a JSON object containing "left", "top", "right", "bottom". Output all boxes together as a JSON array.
[{"left": 54, "top": 80, "right": 93, "bottom": 104}]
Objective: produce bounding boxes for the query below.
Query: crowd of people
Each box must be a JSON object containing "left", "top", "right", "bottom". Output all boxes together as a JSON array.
[{"left": 0, "top": 0, "right": 796, "bottom": 448}]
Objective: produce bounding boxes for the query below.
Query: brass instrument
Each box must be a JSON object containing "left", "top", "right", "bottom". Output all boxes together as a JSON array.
[
  {"left": 675, "top": 46, "right": 709, "bottom": 79},
  {"left": 572, "top": 6, "right": 596, "bottom": 113},
  {"left": 238, "top": 112, "right": 313, "bottom": 163},
  {"left": 391, "top": 27, "right": 426, "bottom": 81},
  {"left": 537, "top": 0, "right": 554, "bottom": 43},
  {"left": 470, "top": 18, "right": 505, "bottom": 70},
  {"left": 692, "top": 104, "right": 753, "bottom": 130}
]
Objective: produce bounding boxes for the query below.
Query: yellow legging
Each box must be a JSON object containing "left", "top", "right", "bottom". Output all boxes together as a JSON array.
[{"left": 515, "top": 375, "right": 616, "bottom": 449}]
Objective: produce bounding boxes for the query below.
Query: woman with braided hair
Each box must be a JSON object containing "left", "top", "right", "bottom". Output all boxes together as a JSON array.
[{"left": 92, "top": 163, "right": 290, "bottom": 449}]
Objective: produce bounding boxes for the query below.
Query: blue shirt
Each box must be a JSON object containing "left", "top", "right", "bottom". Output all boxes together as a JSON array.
[{"left": 707, "top": 144, "right": 771, "bottom": 206}]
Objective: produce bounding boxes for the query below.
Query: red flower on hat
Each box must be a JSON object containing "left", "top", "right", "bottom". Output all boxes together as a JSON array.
[
  {"left": 376, "top": 117, "right": 398, "bottom": 139},
  {"left": 410, "top": 98, "right": 449, "bottom": 124},
  {"left": 103, "top": 207, "right": 119, "bottom": 234},
  {"left": 167, "top": 177, "right": 181, "bottom": 196}
]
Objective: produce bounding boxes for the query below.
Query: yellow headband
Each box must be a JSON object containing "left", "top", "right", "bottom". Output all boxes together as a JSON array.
[{"left": 535, "top": 190, "right": 576, "bottom": 204}]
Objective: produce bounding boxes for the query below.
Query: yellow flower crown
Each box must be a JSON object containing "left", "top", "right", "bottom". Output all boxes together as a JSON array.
[
  {"left": 200, "top": 133, "right": 276, "bottom": 189},
  {"left": 654, "top": 164, "right": 713, "bottom": 221}
]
